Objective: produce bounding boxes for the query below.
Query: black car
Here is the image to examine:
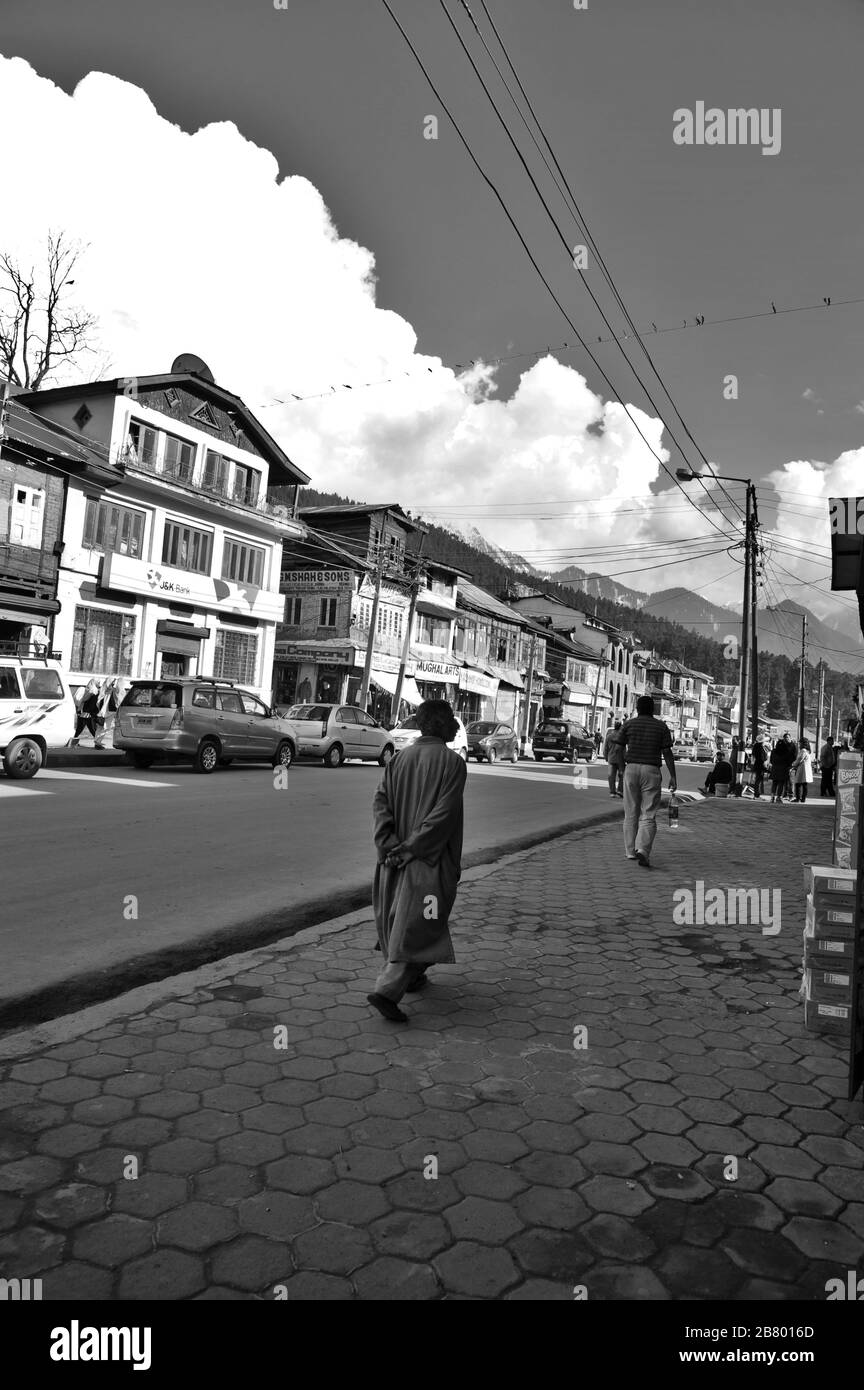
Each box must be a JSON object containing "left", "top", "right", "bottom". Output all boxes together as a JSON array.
[{"left": 533, "top": 718, "right": 595, "bottom": 763}]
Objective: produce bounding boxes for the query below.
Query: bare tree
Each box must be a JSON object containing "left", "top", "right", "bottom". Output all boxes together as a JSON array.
[{"left": 0, "top": 231, "right": 98, "bottom": 389}]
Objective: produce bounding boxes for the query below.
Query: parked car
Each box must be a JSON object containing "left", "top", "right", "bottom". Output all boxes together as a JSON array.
[
  {"left": 389, "top": 714, "right": 469, "bottom": 762},
  {"left": 671, "top": 740, "right": 692, "bottom": 761},
  {"left": 0, "top": 655, "right": 76, "bottom": 778},
  {"left": 279, "top": 703, "right": 395, "bottom": 768},
  {"left": 115, "top": 679, "right": 297, "bottom": 773},
  {"left": 532, "top": 718, "right": 595, "bottom": 763},
  {"left": 689, "top": 736, "right": 716, "bottom": 762},
  {"left": 467, "top": 719, "right": 519, "bottom": 763}
]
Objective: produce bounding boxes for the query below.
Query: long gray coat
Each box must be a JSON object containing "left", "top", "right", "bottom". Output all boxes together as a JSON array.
[{"left": 372, "top": 737, "right": 467, "bottom": 965}]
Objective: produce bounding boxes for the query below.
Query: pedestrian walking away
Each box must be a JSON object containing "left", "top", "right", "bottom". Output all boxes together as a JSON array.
[
  {"left": 620, "top": 695, "right": 677, "bottom": 868},
  {"left": 604, "top": 719, "right": 625, "bottom": 797},
  {"left": 792, "top": 738, "right": 813, "bottom": 802},
  {"left": 750, "top": 734, "right": 767, "bottom": 798},
  {"left": 368, "top": 699, "right": 467, "bottom": 1023},
  {"left": 819, "top": 733, "right": 836, "bottom": 797},
  {"left": 69, "top": 678, "right": 101, "bottom": 746}
]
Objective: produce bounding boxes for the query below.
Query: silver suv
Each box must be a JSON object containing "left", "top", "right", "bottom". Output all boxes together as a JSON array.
[{"left": 115, "top": 679, "right": 297, "bottom": 774}]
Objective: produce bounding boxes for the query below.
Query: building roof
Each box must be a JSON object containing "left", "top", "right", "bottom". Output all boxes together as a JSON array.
[
  {"left": 16, "top": 372, "right": 310, "bottom": 487},
  {"left": 300, "top": 503, "right": 425, "bottom": 534},
  {"left": 2, "top": 397, "right": 119, "bottom": 486},
  {"left": 458, "top": 579, "right": 528, "bottom": 625}
]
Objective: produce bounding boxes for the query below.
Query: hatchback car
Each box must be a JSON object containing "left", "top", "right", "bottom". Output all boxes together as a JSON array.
[
  {"left": 389, "top": 714, "right": 469, "bottom": 762},
  {"left": 0, "top": 656, "right": 76, "bottom": 778},
  {"left": 279, "top": 703, "right": 395, "bottom": 767},
  {"left": 467, "top": 720, "right": 519, "bottom": 763},
  {"left": 114, "top": 679, "right": 296, "bottom": 773},
  {"left": 532, "top": 719, "right": 595, "bottom": 762}
]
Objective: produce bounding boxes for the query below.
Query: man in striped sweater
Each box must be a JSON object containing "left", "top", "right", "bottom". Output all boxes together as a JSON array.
[{"left": 620, "top": 695, "right": 677, "bottom": 869}]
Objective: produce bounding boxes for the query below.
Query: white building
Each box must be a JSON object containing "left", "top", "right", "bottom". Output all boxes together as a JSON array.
[{"left": 19, "top": 364, "right": 309, "bottom": 700}]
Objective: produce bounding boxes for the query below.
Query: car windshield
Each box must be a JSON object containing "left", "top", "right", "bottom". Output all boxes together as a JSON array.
[
  {"left": 539, "top": 722, "right": 565, "bottom": 733},
  {"left": 469, "top": 722, "right": 497, "bottom": 735},
  {"left": 286, "top": 705, "right": 332, "bottom": 721},
  {"left": 20, "top": 668, "right": 64, "bottom": 700},
  {"left": 397, "top": 716, "right": 420, "bottom": 731},
  {"left": 122, "top": 683, "right": 180, "bottom": 708}
]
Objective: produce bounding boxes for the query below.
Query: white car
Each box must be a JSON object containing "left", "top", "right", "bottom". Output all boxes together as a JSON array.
[
  {"left": 390, "top": 714, "right": 469, "bottom": 762},
  {"left": 0, "top": 656, "right": 77, "bottom": 778}
]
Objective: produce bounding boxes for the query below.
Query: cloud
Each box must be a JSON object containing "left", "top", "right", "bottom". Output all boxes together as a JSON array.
[{"left": 0, "top": 57, "right": 813, "bottom": 612}]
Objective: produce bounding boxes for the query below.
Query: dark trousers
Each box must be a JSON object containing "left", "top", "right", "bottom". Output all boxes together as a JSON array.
[
  {"left": 608, "top": 763, "right": 623, "bottom": 794},
  {"left": 752, "top": 769, "right": 765, "bottom": 797},
  {"left": 794, "top": 783, "right": 809, "bottom": 802},
  {"left": 820, "top": 769, "right": 835, "bottom": 796},
  {"left": 74, "top": 713, "right": 98, "bottom": 739}
]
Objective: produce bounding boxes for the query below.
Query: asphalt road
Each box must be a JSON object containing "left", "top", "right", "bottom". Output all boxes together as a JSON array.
[{"left": 0, "top": 753, "right": 709, "bottom": 1026}]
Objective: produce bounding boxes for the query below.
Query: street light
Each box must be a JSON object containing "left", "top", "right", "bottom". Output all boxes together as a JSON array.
[
  {"left": 677, "top": 465, "right": 756, "bottom": 792},
  {"left": 766, "top": 605, "right": 807, "bottom": 747}
]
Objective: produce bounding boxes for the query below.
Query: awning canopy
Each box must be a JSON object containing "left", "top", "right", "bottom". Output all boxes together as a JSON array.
[
  {"left": 156, "top": 620, "right": 211, "bottom": 641},
  {"left": 0, "top": 593, "right": 60, "bottom": 619},
  {"left": 371, "top": 669, "right": 423, "bottom": 707},
  {"left": 415, "top": 596, "right": 456, "bottom": 621}
]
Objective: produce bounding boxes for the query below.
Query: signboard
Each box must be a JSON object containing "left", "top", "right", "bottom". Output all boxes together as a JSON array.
[
  {"left": 415, "top": 659, "right": 460, "bottom": 682},
  {"left": 281, "top": 569, "right": 352, "bottom": 591},
  {"left": 275, "top": 645, "right": 353, "bottom": 666},
  {"left": 101, "top": 552, "right": 285, "bottom": 622},
  {"left": 459, "top": 667, "right": 498, "bottom": 697}
]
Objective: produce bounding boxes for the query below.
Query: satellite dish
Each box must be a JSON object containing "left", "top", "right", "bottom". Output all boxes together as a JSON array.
[{"left": 171, "top": 353, "right": 215, "bottom": 383}]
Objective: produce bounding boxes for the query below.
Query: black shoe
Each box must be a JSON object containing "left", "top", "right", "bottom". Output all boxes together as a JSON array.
[
  {"left": 367, "top": 993, "right": 408, "bottom": 1023},
  {"left": 406, "top": 973, "right": 428, "bottom": 993},
  {"left": 635, "top": 852, "right": 651, "bottom": 869}
]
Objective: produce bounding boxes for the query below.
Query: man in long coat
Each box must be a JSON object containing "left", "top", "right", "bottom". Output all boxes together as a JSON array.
[{"left": 369, "top": 700, "right": 467, "bottom": 1023}]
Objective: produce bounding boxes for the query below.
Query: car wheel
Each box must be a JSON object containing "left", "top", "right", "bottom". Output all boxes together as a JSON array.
[
  {"left": 378, "top": 744, "right": 394, "bottom": 767},
  {"left": 510, "top": 745, "right": 519, "bottom": 763},
  {"left": 487, "top": 746, "right": 497, "bottom": 764},
  {"left": 324, "top": 743, "right": 344, "bottom": 768},
  {"left": 129, "top": 753, "right": 154, "bottom": 769},
  {"left": 272, "top": 741, "right": 294, "bottom": 770},
  {"left": 3, "top": 737, "right": 42, "bottom": 779},
  {"left": 194, "top": 738, "right": 220, "bottom": 774}
]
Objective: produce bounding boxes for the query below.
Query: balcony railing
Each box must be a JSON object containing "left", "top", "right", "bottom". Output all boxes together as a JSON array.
[{"left": 117, "top": 446, "right": 298, "bottom": 523}]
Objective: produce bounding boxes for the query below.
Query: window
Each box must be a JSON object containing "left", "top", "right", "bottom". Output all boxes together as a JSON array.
[
  {"left": 126, "top": 419, "right": 158, "bottom": 467},
  {"left": 0, "top": 666, "right": 22, "bottom": 699},
  {"left": 285, "top": 596, "right": 302, "bottom": 625},
  {"left": 241, "top": 693, "right": 269, "bottom": 717},
  {"left": 223, "top": 539, "right": 264, "bottom": 587},
  {"left": 83, "top": 499, "right": 145, "bottom": 558},
  {"left": 163, "top": 432, "right": 195, "bottom": 482},
  {"left": 319, "top": 598, "right": 337, "bottom": 627},
  {"left": 72, "top": 607, "right": 136, "bottom": 675},
  {"left": 218, "top": 690, "right": 244, "bottom": 713},
  {"left": 9, "top": 486, "right": 44, "bottom": 548},
  {"left": 214, "top": 630, "right": 258, "bottom": 685},
  {"left": 20, "top": 668, "right": 64, "bottom": 700},
  {"left": 232, "top": 464, "right": 259, "bottom": 506},
  {"left": 338, "top": 707, "right": 358, "bottom": 724},
  {"left": 192, "top": 688, "right": 217, "bottom": 708},
  {"left": 162, "top": 521, "right": 212, "bottom": 573},
  {"left": 202, "top": 450, "right": 229, "bottom": 494}
]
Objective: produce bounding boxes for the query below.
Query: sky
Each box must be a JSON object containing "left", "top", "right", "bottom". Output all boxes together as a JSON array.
[{"left": 1, "top": 0, "right": 863, "bottom": 638}]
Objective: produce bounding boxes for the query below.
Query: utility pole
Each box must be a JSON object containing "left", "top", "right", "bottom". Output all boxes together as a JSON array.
[
  {"left": 750, "top": 486, "right": 759, "bottom": 748},
  {"left": 797, "top": 616, "right": 808, "bottom": 747},
  {"left": 734, "top": 485, "right": 753, "bottom": 791},
  {"left": 588, "top": 644, "right": 606, "bottom": 733},
  {"left": 391, "top": 551, "right": 424, "bottom": 726},
  {"left": 519, "top": 629, "right": 537, "bottom": 757},
  {"left": 815, "top": 661, "right": 825, "bottom": 761},
  {"left": 828, "top": 693, "right": 834, "bottom": 748},
  {"left": 359, "top": 543, "right": 386, "bottom": 712}
]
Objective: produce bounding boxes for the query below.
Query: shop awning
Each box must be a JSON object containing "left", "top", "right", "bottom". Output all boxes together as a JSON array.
[
  {"left": 370, "top": 669, "right": 422, "bottom": 707},
  {"left": 415, "top": 596, "right": 456, "bottom": 621},
  {"left": 156, "top": 620, "right": 211, "bottom": 641},
  {"left": 459, "top": 665, "right": 499, "bottom": 697},
  {"left": 487, "top": 663, "right": 524, "bottom": 690},
  {"left": 0, "top": 594, "right": 61, "bottom": 621}
]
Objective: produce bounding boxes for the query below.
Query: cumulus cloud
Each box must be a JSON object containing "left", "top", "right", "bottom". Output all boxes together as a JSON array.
[{"left": 0, "top": 56, "right": 816, "bottom": 609}]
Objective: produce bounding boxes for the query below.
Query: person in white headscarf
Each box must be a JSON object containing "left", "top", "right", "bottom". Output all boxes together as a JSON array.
[{"left": 70, "top": 678, "right": 101, "bottom": 746}]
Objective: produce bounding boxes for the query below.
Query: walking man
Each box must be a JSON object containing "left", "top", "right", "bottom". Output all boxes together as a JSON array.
[
  {"left": 819, "top": 734, "right": 836, "bottom": 797},
  {"left": 750, "top": 734, "right": 767, "bottom": 798},
  {"left": 369, "top": 700, "right": 467, "bottom": 1023},
  {"left": 621, "top": 695, "right": 677, "bottom": 869},
  {"left": 604, "top": 719, "right": 625, "bottom": 797}
]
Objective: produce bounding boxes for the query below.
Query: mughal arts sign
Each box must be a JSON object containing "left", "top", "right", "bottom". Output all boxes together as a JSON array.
[{"left": 415, "top": 659, "right": 460, "bottom": 682}]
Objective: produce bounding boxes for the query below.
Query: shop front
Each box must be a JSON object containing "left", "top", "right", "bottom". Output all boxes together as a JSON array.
[
  {"left": 456, "top": 665, "right": 499, "bottom": 724},
  {"left": 486, "top": 663, "right": 524, "bottom": 725},
  {"left": 272, "top": 642, "right": 355, "bottom": 709},
  {"left": 347, "top": 651, "right": 422, "bottom": 726},
  {"left": 414, "top": 657, "right": 461, "bottom": 707}
]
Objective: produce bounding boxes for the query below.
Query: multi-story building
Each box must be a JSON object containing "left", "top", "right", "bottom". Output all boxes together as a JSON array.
[
  {"left": 644, "top": 654, "right": 684, "bottom": 731},
  {"left": 18, "top": 363, "right": 308, "bottom": 699},
  {"left": 453, "top": 581, "right": 548, "bottom": 730},
  {"left": 0, "top": 393, "right": 118, "bottom": 654}
]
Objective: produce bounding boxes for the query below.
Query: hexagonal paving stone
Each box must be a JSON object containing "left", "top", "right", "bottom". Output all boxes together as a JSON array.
[
  {"left": 369, "top": 1209, "right": 452, "bottom": 1261},
  {"left": 148, "top": 1138, "right": 215, "bottom": 1174},
  {"left": 581, "top": 1175, "right": 654, "bottom": 1217},
  {"left": 114, "top": 1174, "right": 189, "bottom": 1219},
  {"left": 781, "top": 1216, "right": 863, "bottom": 1264},
  {"left": 686, "top": 1124, "right": 754, "bottom": 1156},
  {"left": 763, "top": 1177, "right": 843, "bottom": 1218},
  {"left": 386, "top": 1173, "right": 462, "bottom": 1213},
  {"left": 333, "top": 1145, "right": 406, "bottom": 1184},
  {"left": 217, "top": 1131, "right": 285, "bottom": 1165},
  {"left": 36, "top": 1123, "right": 104, "bottom": 1158},
  {"left": 749, "top": 1145, "right": 821, "bottom": 1180},
  {"left": 640, "top": 1165, "right": 714, "bottom": 1203},
  {"left": 192, "top": 1165, "right": 261, "bottom": 1204},
  {"left": 73, "top": 1214, "right": 153, "bottom": 1268},
  {"left": 210, "top": 1235, "right": 292, "bottom": 1291},
  {"left": 41, "top": 1259, "right": 114, "bottom": 1300},
  {"left": 514, "top": 1185, "right": 591, "bottom": 1233},
  {"left": 293, "top": 1222, "right": 374, "bottom": 1275},
  {"left": 270, "top": 1272, "right": 354, "bottom": 1300},
  {"left": 443, "top": 1196, "right": 523, "bottom": 1244},
  {"left": 354, "top": 1256, "right": 439, "bottom": 1300},
  {"left": 508, "top": 1228, "right": 594, "bottom": 1282},
  {"left": 720, "top": 1227, "right": 807, "bottom": 1283},
  {"left": 578, "top": 1142, "right": 647, "bottom": 1177},
  {"left": 157, "top": 1201, "right": 237, "bottom": 1251},
  {"left": 33, "top": 1183, "right": 108, "bottom": 1228},
  {"left": 434, "top": 1240, "right": 520, "bottom": 1297},
  {"left": 0, "top": 1154, "right": 66, "bottom": 1193},
  {"left": 0, "top": 1223, "right": 66, "bottom": 1276},
  {"left": 116, "top": 1248, "right": 205, "bottom": 1300},
  {"left": 585, "top": 1264, "right": 670, "bottom": 1300},
  {"left": 582, "top": 1212, "right": 656, "bottom": 1261},
  {"left": 450, "top": 1160, "right": 527, "bottom": 1201}
]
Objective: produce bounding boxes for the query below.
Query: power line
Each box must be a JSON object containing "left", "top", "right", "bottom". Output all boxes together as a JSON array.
[{"left": 379, "top": 0, "right": 739, "bottom": 544}]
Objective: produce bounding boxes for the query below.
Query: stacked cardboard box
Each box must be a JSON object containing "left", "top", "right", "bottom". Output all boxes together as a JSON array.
[{"left": 802, "top": 866, "right": 856, "bottom": 1034}]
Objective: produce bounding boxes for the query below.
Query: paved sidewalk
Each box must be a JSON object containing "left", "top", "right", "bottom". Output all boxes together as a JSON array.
[{"left": 0, "top": 800, "right": 862, "bottom": 1300}]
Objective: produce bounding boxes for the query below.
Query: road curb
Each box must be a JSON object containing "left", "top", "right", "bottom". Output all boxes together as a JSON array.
[{"left": 0, "top": 804, "right": 633, "bottom": 1037}]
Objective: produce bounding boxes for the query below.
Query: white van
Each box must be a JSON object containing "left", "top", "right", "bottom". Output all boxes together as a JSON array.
[{"left": 0, "top": 657, "right": 77, "bottom": 778}]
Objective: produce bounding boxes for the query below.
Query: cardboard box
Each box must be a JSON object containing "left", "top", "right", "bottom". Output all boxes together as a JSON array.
[
  {"left": 804, "top": 865, "right": 858, "bottom": 903},
  {"left": 804, "top": 998, "right": 852, "bottom": 1034},
  {"left": 803, "top": 924, "right": 855, "bottom": 965},
  {"left": 803, "top": 967, "right": 854, "bottom": 1003},
  {"left": 804, "top": 893, "right": 857, "bottom": 939}
]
